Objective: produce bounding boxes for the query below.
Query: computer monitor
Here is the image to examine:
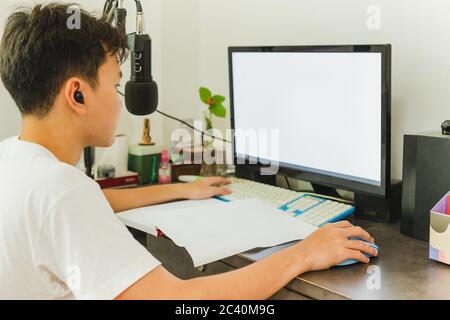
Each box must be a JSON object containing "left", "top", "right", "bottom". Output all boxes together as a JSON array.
[{"left": 228, "top": 45, "right": 391, "bottom": 197}]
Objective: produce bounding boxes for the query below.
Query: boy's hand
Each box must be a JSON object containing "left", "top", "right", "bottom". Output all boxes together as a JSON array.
[
  {"left": 184, "top": 177, "right": 232, "bottom": 200},
  {"left": 296, "top": 221, "right": 378, "bottom": 272}
]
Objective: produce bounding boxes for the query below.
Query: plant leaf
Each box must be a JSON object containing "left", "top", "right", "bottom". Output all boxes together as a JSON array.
[
  {"left": 209, "top": 104, "right": 226, "bottom": 118},
  {"left": 212, "top": 95, "right": 225, "bottom": 105},
  {"left": 199, "top": 87, "right": 212, "bottom": 104}
]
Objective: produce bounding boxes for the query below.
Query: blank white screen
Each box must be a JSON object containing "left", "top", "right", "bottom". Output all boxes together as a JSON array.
[{"left": 232, "top": 52, "right": 382, "bottom": 186}]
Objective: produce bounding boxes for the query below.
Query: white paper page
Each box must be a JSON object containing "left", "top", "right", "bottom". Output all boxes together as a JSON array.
[
  {"left": 118, "top": 199, "right": 219, "bottom": 236},
  {"left": 145, "top": 199, "right": 318, "bottom": 267}
]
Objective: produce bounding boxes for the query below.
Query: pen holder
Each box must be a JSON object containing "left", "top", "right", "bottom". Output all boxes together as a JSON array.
[{"left": 429, "top": 192, "right": 450, "bottom": 265}]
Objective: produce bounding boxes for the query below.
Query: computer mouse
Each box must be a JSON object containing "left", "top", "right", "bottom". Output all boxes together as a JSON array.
[{"left": 336, "top": 238, "right": 379, "bottom": 267}]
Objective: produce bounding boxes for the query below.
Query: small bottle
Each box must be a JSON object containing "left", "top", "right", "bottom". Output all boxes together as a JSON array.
[{"left": 158, "top": 149, "right": 172, "bottom": 184}]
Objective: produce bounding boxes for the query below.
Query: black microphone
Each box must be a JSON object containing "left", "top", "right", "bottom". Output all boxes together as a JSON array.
[
  {"left": 108, "top": 0, "right": 158, "bottom": 116},
  {"left": 125, "top": 32, "right": 159, "bottom": 116}
]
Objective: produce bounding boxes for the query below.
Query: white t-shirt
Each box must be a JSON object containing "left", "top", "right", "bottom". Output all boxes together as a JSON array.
[{"left": 0, "top": 136, "right": 161, "bottom": 300}]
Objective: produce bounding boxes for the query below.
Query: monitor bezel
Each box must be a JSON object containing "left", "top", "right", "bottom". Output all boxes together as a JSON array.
[{"left": 228, "top": 45, "right": 391, "bottom": 197}]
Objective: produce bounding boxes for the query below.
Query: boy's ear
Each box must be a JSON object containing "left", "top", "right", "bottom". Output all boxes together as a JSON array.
[{"left": 64, "top": 77, "right": 87, "bottom": 116}]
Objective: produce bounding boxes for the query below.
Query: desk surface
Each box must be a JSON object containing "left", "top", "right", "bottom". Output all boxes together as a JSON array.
[
  {"left": 122, "top": 196, "right": 450, "bottom": 300},
  {"left": 220, "top": 219, "right": 450, "bottom": 300}
]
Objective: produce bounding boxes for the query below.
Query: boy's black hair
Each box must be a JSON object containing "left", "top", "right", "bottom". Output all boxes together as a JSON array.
[{"left": 0, "top": 3, "right": 128, "bottom": 117}]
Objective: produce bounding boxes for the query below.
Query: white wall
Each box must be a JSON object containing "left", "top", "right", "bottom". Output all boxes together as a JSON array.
[
  {"left": 160, "top": 0, "right": 450, "bottom": 180},
  {"left": 160, "top": 0, "right": 201, "bottom": 146}
]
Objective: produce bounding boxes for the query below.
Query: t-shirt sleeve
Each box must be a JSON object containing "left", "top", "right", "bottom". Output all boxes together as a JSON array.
[{"left": 38, "top": 183, "right": 161, "bottom": 300}]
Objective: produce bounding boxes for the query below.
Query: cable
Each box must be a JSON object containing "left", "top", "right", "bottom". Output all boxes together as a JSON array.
[
  {"left": 134, "top": 0, "right": 143, "bottom": 13},
  {"left": 155, "top": 110, "right": 232, "bottom": 143},
  {"left": 102, "top": 0, "right": 117, "bottom": 23},
  {"left": 116, "top": 90, "right": 232, "bottom": 143},
  {"left": 103, "top": 1, "right": 141, "bottom": 25},
  {"left": 284, "top": 176, "right": 292, "bottom": 190}
]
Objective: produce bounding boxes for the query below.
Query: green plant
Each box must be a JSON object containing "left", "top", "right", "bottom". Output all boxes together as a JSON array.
[{"left": 199, "top": 87, "right": 227, "bottom": 131}]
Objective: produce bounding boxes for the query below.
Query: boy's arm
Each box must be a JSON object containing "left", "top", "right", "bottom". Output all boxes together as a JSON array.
[
  {"left": 115, "top": 221, "right": 378, "bottom": 300},
  {"left": 102, "top": 177, "right": 231, "bottom": 212}
]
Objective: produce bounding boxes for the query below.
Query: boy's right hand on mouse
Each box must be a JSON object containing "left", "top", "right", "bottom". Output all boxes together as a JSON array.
[{"left": 296, "top": 221, "right": 378, "bottom": 272}]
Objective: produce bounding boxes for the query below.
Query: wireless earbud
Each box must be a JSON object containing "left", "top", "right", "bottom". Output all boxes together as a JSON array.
[{"left": 74, "top": 90, "right": 84, "bottom": 104}]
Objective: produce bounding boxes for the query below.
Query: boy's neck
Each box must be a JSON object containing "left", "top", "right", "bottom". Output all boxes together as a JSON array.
[{"left": 20, "top": 115, "right": 84, "bottom": 166}]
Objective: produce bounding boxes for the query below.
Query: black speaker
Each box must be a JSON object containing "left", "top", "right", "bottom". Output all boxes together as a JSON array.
[{"left": 401, "top": 132, "right": 450, "bottom": 241}]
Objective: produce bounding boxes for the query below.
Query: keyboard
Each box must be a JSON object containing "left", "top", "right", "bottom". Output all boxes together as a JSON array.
[
  {"left": 220, "top": 177, "right": 299, "bottom": 206},
  {"left": 218, "top": 177, "right": 355, "bottom": 227}
]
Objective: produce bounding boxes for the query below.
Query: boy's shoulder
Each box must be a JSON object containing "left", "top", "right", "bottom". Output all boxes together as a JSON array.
[
  {"left": 37, "top": 156, "right": 94, "bottom": 191},
  {"left": 0, "top": 136, "right": 98, "bottom": 206}
]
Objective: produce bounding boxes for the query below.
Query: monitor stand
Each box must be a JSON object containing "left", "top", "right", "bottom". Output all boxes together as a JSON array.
[
  {"left": 235, "top": 165, "right": 277, "bottom": 186},
  {"left": 235, "top": 165, "right": 342, "bottom": 197},
  {"left": 311, "top": 184, "right": 341, "bottom": 198},
  {"left": 312, "top": 181, "right": 402, "bottom": 223},
  {"left": 354, "top": 179, "right": 402, "bottom": 223}
]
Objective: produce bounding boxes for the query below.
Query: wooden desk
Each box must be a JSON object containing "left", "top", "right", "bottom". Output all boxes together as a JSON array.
[{"left": 130, "top": 219, "right": 450, "bottom": 300}]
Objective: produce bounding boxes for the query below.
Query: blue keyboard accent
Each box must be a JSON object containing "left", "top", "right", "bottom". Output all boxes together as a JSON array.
[
  {"left": 280, "top": 195, "right": 327, "bottom": 215},
  {"left": 215, "top": 196, "right": 231, "bottom": 202},
  {"left": 278, "top": 194, "right": 355, "bottom": 227},
  {"left": 216, "top": 177, "right": 355, "bottom": 227},
  {"left": 325, "top": 209, "right": 356, "bottom": 224}
]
